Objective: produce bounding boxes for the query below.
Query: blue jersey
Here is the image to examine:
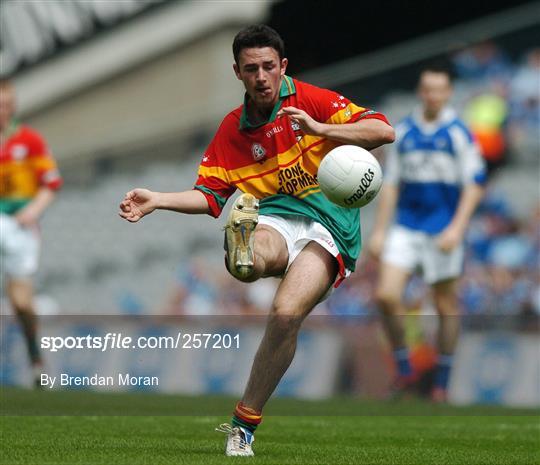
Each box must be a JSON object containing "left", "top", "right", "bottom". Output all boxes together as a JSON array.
[{"left": 385, "top": 107, "right": 486, "bottom": 234}]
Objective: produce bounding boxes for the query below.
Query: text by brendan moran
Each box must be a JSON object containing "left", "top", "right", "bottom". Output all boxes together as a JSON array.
[{"left": 40, "top": 373, "right": 159, "bottom": 389}]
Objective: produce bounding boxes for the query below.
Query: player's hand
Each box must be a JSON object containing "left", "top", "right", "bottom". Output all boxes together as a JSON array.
[
  {"left": 367, "top": 231, "right": 386, "bottom": 260},
  {"left": 276, "top": 106, "right": 323, "bottom": 136},
  {"left": 436, "top": 226, "right": 463, "bottom": 253},
  {"left": 14, "top": 207, "right": 39, "bottom": 228},
  {"left": 119, "top": 188, "right": 158, "bottom": 222}
]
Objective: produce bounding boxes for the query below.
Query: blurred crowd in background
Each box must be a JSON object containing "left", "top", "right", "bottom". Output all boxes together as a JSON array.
[{"left": 452, "top": 42, "right": 539, "bottom": 169}]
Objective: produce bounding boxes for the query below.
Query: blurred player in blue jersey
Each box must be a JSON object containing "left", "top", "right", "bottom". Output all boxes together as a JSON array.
[{"left": 368, "top": 65, "right": 486, "bottom": 402}]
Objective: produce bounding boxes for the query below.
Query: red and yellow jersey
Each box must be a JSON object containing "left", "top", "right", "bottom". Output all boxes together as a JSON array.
[
  {"left": 0, "top": 122, "right": 62, "bottom": 214},
  {"left": 194, "top": 76, "right": 390, "bottom": 271}
]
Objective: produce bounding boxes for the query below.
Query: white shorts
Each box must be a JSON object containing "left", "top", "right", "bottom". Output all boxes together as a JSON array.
[
  {"left": 382, "top": 225, "right": 464, "bottom": 284},
  {"left": 258, "top": 214, "right": 351, "bottom": 288},
  {"left": 0, "top": 213, "right": 40, "bottom": 278}
]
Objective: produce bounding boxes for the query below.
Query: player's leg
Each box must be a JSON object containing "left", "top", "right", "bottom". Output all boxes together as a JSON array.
[
  {"left": 374, "top": 226, "right": 417, "bottom": 387},
  {"left": 375, "top": 263, "right": 413, "bottom": 382},
  {"left": 224, "top": 194, "right": 289, "bottom": 281},
  {"left": 241, "top": 241, "right": 337, "bottom": 410},
  {"left": 246, "top": 225, "right": 289, "bottom": 281},
  {"left": 7, "top": 278, "right": 42, "bottom": 369},
  {"left": 220, "top": 242, "right": 337, "bottom": 456},
  {"left": 424, "top": 238, "right": 464, "bottom": 402},
  {"left": 432, "top": 278, "right": 460, "bottom": 353},
  {"left": 1, "top": 214, "right": 42, "bottom": 386},
  {"left": 431, "top": 278, "right": 460, "bottom": 402},
  {"left": 225, "top": 222, "right": 289, "bottom": 283}
]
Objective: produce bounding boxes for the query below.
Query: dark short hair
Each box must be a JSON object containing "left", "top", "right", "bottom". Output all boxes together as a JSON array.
[
  {"left": 232, "top": 25, "right": 285, "bottom": 64},
  {"left": 420, "top": 61, "right": 454, "bottom": 82}
]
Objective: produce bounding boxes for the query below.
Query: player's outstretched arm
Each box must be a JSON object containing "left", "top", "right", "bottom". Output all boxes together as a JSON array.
[{"left": 119, "top": 188, "right": 210, "bottom": 222}]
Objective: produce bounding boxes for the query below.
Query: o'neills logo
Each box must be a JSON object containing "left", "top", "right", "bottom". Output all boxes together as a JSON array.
[{"left": 344, "top": 168, "right": 375, "bottom": 205}]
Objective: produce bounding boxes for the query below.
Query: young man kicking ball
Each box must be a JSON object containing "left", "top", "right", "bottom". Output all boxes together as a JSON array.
[{"left": 119, "top": 25, "right": 394, "bottom": 456}]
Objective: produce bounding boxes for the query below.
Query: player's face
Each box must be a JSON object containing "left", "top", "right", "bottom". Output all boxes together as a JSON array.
[
  {"left": 234, "top": 47, "right": 288, "bottom": 111},
  {"left": 418, "top": 71, "right": 452, "bottom": 117},
  {"left": 0, "top": 86, "right": 15, "bottom": 130}
]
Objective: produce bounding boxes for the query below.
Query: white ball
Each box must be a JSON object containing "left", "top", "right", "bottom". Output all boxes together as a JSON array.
[{"left": 318, "top": 145, "right": 383, "bottom": 208}]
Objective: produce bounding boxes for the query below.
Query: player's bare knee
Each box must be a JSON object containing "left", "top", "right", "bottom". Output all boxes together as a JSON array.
[
  {"left": 254, "top": 225, "right": 289, "bottom": 275},
  {"left": 9, "top": 293, "right": 34, "bottom": 315},
  {"left": 254, "top": 227, "right": 273, "bottom": 248},
  {"left": 269, "top": 304, "right": 305, "bottom": 333},
  {"left": 435, "top": 297, "right": 460, "bottom": 317},
  {"left": 269, "top": 314, "right": 303, "bottom": 334},
  {"left": 7, "top": 280, "right": 34, "bottom": 312},
  {"left": 13, "top": 304, "right": 35, "bottom": 318},
  {"left": 433, "top": 282, "right": 459, "bottom": 316},
  {"left": 375, "top": 288, "right": 401, "bottom": 313}
]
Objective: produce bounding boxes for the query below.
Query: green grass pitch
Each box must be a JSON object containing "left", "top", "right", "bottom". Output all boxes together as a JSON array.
[{"left": 1, "top": 387, "right": 538, "bottom": 465}]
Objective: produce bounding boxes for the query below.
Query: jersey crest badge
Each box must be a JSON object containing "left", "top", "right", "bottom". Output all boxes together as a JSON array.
[{"left": 251, "top": 143, "right": 267, "bottom": 162}]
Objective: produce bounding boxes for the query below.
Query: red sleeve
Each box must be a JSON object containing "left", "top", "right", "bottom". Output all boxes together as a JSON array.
[
  {"left": 26, "top": 128, "right": 63, "bottom": 191},
  {"left": 299, "top": 83, "right": 390, "bottom": 127},
  {"left": 351, "top": 108, "right": 391, "bottom": 126},
  {"left": 193, "top": 125, "right": 236, "bottom": 218}
]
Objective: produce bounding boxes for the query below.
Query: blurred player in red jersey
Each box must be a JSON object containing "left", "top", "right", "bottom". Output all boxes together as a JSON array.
[
  {"left": 0, "top": 80, "right": 62, "bottom": 387},
  {"left": 119, "top": 25, "right": 394, "bottom": 456}
]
